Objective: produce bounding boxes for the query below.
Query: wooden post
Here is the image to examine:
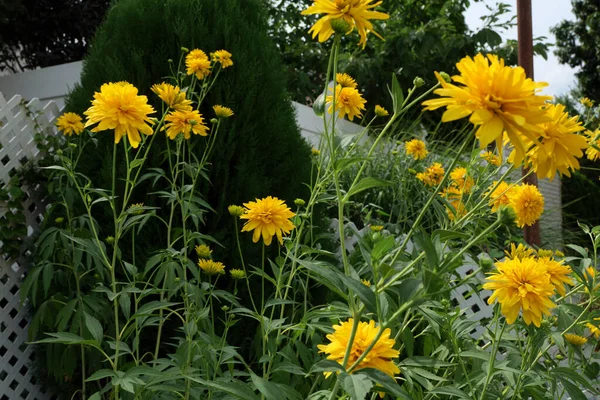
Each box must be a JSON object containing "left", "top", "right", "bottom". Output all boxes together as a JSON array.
[{"left": 517, "top": 0, "right": 541, "bottom": 246}]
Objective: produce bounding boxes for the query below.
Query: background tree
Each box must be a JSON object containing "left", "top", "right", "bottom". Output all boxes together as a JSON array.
[
  {"left": 553, "top": 0, "right": 600, "bottom": 102},
  {"left": 0, "top": 0, "right": 111, "bottom": 73}
]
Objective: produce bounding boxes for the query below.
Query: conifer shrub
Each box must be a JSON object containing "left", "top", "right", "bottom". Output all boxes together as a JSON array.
[{"left": 64, "top": 0, "right": 312, "bottom": 263}]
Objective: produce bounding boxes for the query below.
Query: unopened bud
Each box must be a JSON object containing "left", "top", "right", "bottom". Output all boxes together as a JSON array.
[
  {"left": 221, "top": 305, "right": 229, "bottom": 312},
  {"left": 413, "top": 77, "right": 425, "bottom": 87},
  {"left": 210, "top": 118, "right": 218, "bottom": 124},
  {"left": 105, "top": 236, "right": 115, "bottom": 245},
  {"left": 181, "top": 47, "right": 189, "bottom": 53},
  {"left": 391, "top": 150, "right": 399, "bottom": 156},
  {"left": 228, "top": 205, "right": 244, "bottom": 217},
  {"left": 57, "top": 149, "right": 63, "bottom": 156},
  {"left": 479, "top": 257, "right": 493, "bottom": 271},
  {"left": 55, "top": 217, "right": 64, "bottom": 224},
  {"left": 294, "top": 198, "right": 306, "bottom": 207},
  {"left": 497, "top": 205, "right": 516, "bottom": 226},
  {"left": 439, "top": 72, "right": 451, "bottom": 83}
]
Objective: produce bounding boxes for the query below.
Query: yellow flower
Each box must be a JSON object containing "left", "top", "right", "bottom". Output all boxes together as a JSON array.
[
  {"left": 509, "top": 183, "right": 544, "bottom": 228},
  {"left": 374, "top": 105, "right": 389, "bottom": 117},
  {"left": 483, "top": 256, "right": 555, "bottom": 327},
  {"left": 326, "top": 85, "right": 366, "bottom": 121},
  {"left": 318, "top": 319, "right": 399, "bottom": 377},
  {"left": 518, "top": 104, "right": 587, "bottom": 180},
  {"left": 361, "top": 279, "right": 371, "bottom": 287},
  {"left": 213, "top": 105, "right": 234, "bottom": 119},
  {"left": 536, "top": 249, "right": 554, "bottom": 258},
  {"left": 422, "top": 53, "right": 551, "bottom": 164},
  {"left": 240, "top": 196, "right": 296, "bottom": 246},
  {"left": 163, "top": 109, "right": 208, "bottom": 140},
  {"left": 185, "top": 49, "right": 212, "bottom": 80},
  {"left": 198, "top": 259, "right": 225, "bottom": 275},
  {"left": 580, "top": 97, "right": 594, "bottom": 108},
  {"left": 488, "top": 181, "right": 515, "bottom": 213},
  {"left": 564, "top": 333, "right": 587, "bottom": 346},
  {"left": 56, "top": 112, "right": 84, "bottom": 136},
  {"left": 301, "top": 0, "right": 390, "bottom": 48},
  {"left": 504, "top": 243, "right": 535, "bottom": 261},
  {"left": 441, "top": 186, "right": 467, "bottom": 221},
  {"left": 416, "top": 162, "right": 445, "bottom": 187},
  {"left": 312, "top": 148, "right": 321, "bottom": 156},
  {"left": 84, "top": 82, "right": 155, "bottom": 149},
  {"left": 405, "top": 139, "right": 428, "bottom": 160},
  {"left": 537, "top": 256, "right": 573, "bottom": 297},
  {"left": 449, "top": 167, "right": 474, "bottom": 193},
  {"left": 554, "top": 250, "right": 565, "bottom": 258},
  {"left": 586, "top": 322, "right": 600, "bottom": 339},
  {"left": 585, "top": 129, "right": 600, "bottom": 161},
  {"left": 230, "top": 269, "right": 246, "bottom": 280},
  {"left": 150, "top": 82, "right": 192, "bottom": 112},
  {"left": 195, "top": 244, "right": 212, "bottom": 259},
  {"left": 211, "top": 50, "right": 233, "bottom": 68},
  {"left": 480, "top": 150, "right": 501, "bottom": 167},
  {"left": 370, "top": 225, "right": 383, "bottom": 232},
  {"left": 336, "top": 73, "right": 358, "bottom": 88}
]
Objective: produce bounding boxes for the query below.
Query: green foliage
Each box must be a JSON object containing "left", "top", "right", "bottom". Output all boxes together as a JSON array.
[
  {"left": 553, "top": 0, "right": 600, "bottom": 102},
  {"left": 64, "top": 0, "right": 312, "bottom": 265}
]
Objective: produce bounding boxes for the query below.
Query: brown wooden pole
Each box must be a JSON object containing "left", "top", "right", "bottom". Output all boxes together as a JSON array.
[{"left": 517, "top": 0, "right": 541, "bottom": 246}]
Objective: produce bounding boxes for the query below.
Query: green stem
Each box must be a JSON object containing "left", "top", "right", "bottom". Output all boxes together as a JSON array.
[{"left": 479, "top": 312, "right": 506, "bottom": 400}]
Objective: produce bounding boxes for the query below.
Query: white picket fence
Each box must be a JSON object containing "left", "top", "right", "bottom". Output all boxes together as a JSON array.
[{"left": 0, "top": 92, "right": 60, "bottom": 399}]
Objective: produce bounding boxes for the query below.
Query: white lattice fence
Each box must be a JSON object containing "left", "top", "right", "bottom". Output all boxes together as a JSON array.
[{"left": 0, "top": 92, "right": 60, "bottom": 400}]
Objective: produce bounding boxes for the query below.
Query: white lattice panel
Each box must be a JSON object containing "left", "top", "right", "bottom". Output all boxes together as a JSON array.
[{"left": 0, "top": 92, "right": 59, "bottom": 400}]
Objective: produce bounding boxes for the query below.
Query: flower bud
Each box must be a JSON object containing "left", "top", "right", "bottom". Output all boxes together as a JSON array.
[
  {"left": 181, "top": 47, "right": 189, "bottom": 53},
  {"left": 311, "top": 148, "right": 321, "bottom": 156},
  {"left": 57, "top": 149, "right": 63, "bottom": 156},
  {"left": 221, "top": 305, "right": 229, "bottom": 312},
  {"left": 105, "top": 236, "right": 115, "bottom": 245},
  {"left": 497, "top": 205, "right": 516, "bottom": 226},
  {"left": 330, "top": 18, "right": 351, "bottom": 35},
  {"left": 55, "top": 217, "right": 64, "bottom": 224},
  {"left": 439, "top": 72, "right": 451, "bottom": 83},
  {"left": 93, "top": 273, "right": 101, "bottom": 280},
  {"left": 210, "top": 118, "right": 219, "bottom": 124},
  {"left": 189, "top": 119, "right": 198, "bottom": 126},
  {"left": 230, "top": 269, "right": 246, "bottom": 280},
  {"left": 313, "top": 92, "right": 326, "bottom": 117},
  {"left": 168, "top": 59, "right": 174, "bottom": 63},
  {"left": 374, "top": 105, "right": 389, "bottom": 117},
  {"left": 228, "top": 205, "right": 244, "bottom": 217},
  {"left": 69, "top": 142, "right": 77, "bottom": 148},
  {"left": 294, "top": 198, "right": 306, "bottom": 207},
  {"left": 391, "top": 150, "right": 399, "bottom": 156},
  {"left": 413, "top": 77, "right": 425, "bottom": 88},
  {"left": 479, "top": 257, "right": 493, "bottom": 271},
  {"left": 555, "top": 354, "right": 565, "bottom": 360}
]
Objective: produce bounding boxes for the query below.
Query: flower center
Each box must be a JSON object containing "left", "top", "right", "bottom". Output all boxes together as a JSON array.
[{"left": 518, "top": 281, "right": 534, "bottom": 297}]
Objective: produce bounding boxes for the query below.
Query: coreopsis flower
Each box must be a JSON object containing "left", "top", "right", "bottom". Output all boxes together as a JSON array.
[
  {"left": 195, "top": 244, "right": 212, "bottom": 259},
  {"left": 185, "top": 49, "right": 212, "bottom": 80},
  {"left": 198, "top": 259, "right": 225, "bottom": 275},
  {"left": 416, "top": 162, "right": 445, "bottom": 187},
  {"left": 483, "top": 256, "right": 555, "bottom": 327},
  {"left": 84, "top": 82, "right": 155, "bottom": 148},
  {"left": 488, "top": 181, "right": 515, "bottom": 212},
  {"left": 228, "top": 205, "right": 245, "bottom": 217},
  {"left": 564, "top": 333, "right": 587, "bottom": 346},
  {"left": 150, "top": 82, "right": 192, "bottom": 112},
  {"left": 504, "top": 243, "right": 536, "bottom": 261},
  {"left": 509, "top": 184, "right": 544, "bottom": 228},
  {"left": 326, "top": 85, "right": 366, "bottom": 121},
  {"left": 301, "top": 0, "right": 390, "bottom": 48},
  {"left": 518, "top": 104, "right": 587, "bottom": 180},
  {"left": 336, "top": 73, "right": 358, "bottom": 88},
  {"left": 586, "top": 321, "right": 600, "bottom": 339},
  {"left": 422, "top": 54, "right": 551, "bottom": 164},
  {"left": 404, "top": 139, "right": 428, "bottom": 160},
  {"left": 374, "top": 105, "right": 389, "bottom": 117},
  {"left": 318, "top": 319, "right": 399, "bottom": 377},
  {"left": 449, "top": 167, "right": 474, "bottom": 193},
  {"left": 580, "top": 97, "right": 594, "bottom": 108},
  {"left": 56, "top": 112, "right": 84, "bottom": 136},
  {"left": 211, "top": 50, "right": 233, "bottom": 68},
  {"left": 240, "top": 196, "right": 296, "bottom": 246},
  {"left": 361, "top": 279, "right": 372, "bottom": 287},
  {"left": 441, "top": 186, "right": 467, "bottom": 221},
  {"left": 480, "top": 150, "right": 501, "bottom": 166},
  {"left": 213, "top": 105, "right": 234, "bottom": 119},
  {"left": 537, "top": 256, "right": 573, "bottom": 296},
  {"left": 230, "top": 269, "right": 246, "bottom": 280},
  {"left": 585, "top": 129, "right": 600, "bottom": 161},
  {"left": 163, "top": 109, "right": 208, "bottom": 140}
]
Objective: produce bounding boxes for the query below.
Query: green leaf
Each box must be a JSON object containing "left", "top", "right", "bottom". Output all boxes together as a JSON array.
[
  {"left": 346, "top": 177, "right": 392, "bottom": 200},
  {"left": 389, "top": 73, "right": 404, "bottom": 114},
  {"left": 566, "top": 244, "right": 587, "bottom": 258},
  {"left": 359, "top": 369, "right": 411, "bottom": 399},
  {"left": 339, "top": 372, "right": 373, "bottom": 400},
  {"left": 432, "top": 229, "right": 470, "bottom": 242},
  {"left": 86, "top": 369, "right": 116, "bottom": 382},
  {"left": 558, "top": 378, "right": 587, "bottom": 400},
  {"left": 33, "top": 332, "right": 97, "bottom": 346},
  {"left": 84, "top": 312, "right": 104, "bottom": 343},
  {"left": 337, "top": 273, "right": 377, "bottom": 314},
  {"left": 428, "top": 386, "right": 471, "bottom": 399},
  {"left": 88, "top": 393, "right": 102, "bottom": 400},
  {"left": 133, "top": 301, "right": 178, "bottom": 318}
]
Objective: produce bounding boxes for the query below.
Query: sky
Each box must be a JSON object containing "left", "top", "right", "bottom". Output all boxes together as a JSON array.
[{"left": 464, "top": 0, "right": 576, "bottom": 98}]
